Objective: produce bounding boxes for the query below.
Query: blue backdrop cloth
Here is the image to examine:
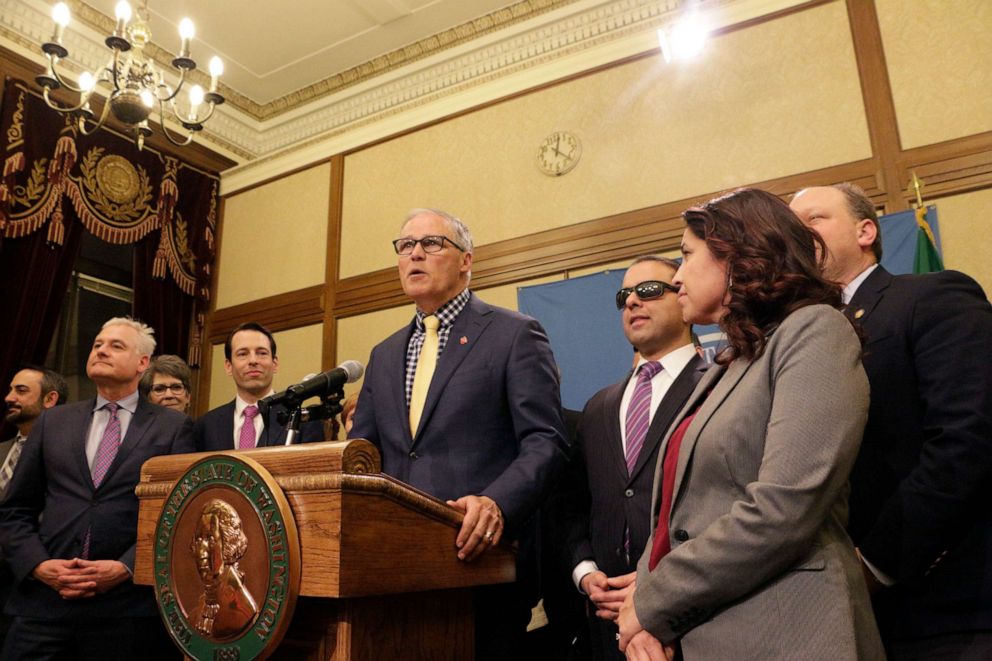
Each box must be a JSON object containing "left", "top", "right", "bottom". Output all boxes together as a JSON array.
[{"left": 517, "top": 209, "right": 941, "bottom": 411}]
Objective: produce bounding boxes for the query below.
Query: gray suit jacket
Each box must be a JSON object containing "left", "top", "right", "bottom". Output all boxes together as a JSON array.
[{"left": 634, "top": 305, "right": 884, "bottom": 659}]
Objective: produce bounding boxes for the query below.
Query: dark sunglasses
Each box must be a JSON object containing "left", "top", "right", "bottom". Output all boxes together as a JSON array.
[{"left": 615, "top": 280, "right": 679, "bottom": 310}]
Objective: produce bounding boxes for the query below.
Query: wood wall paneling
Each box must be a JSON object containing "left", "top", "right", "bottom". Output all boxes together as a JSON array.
[{"left": 322, "top": 155, "right": 346, "bottom": 370}]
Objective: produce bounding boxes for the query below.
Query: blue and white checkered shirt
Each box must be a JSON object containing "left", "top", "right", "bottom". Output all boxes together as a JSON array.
[{"left": 404, "top": 288, "right": 471, "bottom": 408}]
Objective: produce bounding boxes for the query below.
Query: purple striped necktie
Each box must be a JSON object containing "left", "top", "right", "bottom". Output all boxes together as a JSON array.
[
  {"left": 91, "top": 402, "right": 121, "bottom": 487},
  {"left": 624, "top": 361, "right": 663, "bottom": 474}
]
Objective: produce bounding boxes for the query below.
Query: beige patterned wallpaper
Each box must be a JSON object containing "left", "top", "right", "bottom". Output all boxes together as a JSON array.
[
  {"left": 935, "top": 187, "right": 992, "bottom": 297},
  {"left": 216, "top": 163, "right": 331, "bottom": 308},
  {"left": 338, "top": 0, "right": 870, "bottom": 279},
  {"left": 876, "top": 0, "right": 992, "bottom": 149}
]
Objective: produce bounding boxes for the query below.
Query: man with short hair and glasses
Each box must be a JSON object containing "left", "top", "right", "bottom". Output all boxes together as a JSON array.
[
  {"left": 350, "top": 207, "right": 569, "bottom": 661},
  {"left": 556, "top": 255, "right": 705, "bottom": 660}
]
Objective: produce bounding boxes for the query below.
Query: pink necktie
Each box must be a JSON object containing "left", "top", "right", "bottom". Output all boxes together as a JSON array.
[
  {"left": 624, "top": 361, "right": 663, "bottom": 474},
  {"left": 91, "top": 403, "right": 121, "bottom": 487},
  {"left": 238, "top": 405, "right": 259, "bottom": 450}
]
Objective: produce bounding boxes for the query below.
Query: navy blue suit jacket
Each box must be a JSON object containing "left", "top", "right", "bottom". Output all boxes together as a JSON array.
[
  {"left": 350, "top": 293, "right": 569, "bottom": 538},
  {"left": 847, "top": 266, "right": 992, "bottom": 639},
  {"left": 193, "top": 400, "right": 325, "bottom": 452},
  {"left": 0, "top": 397, "right": 194, "bottom": 619}
]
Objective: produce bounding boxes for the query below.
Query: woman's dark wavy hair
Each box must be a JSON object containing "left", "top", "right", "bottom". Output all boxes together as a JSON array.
[{"left": 683, "top": 188, "right": 843, "bottom": 364}]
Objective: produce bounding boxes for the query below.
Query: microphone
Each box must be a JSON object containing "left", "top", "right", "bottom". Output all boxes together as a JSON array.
[{"left": 260, "top": 360, "right": 364, "bottom": 409}]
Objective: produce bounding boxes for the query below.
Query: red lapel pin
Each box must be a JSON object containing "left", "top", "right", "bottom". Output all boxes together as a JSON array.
[{"left": 459, "top": 336, "right": 468, "bottom": 345}]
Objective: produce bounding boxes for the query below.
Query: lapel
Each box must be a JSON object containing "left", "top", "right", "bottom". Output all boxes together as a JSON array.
[
  {"left": 71, "top": 400, "right": 98, "bottom": 488},
  {"left": 93, "top": 399, "right": 155, "bottom": 491},
  {"left": 387, "top": 322, "right": 417, "bottom": 446},
  {"left": 601, "top": 378, "right": 629, "bottom": 482},
  {"left": 628, "top": 354, "right": 705, "bottom": 483},
  {"left": 669, "top": 357, "right": 754, "bottom": 511},
  {"left": 413, "top": 295, "right": 493, "bottom": 444},
  {"left": 846, "top": 265, "right": 891, "bottom": 325}
]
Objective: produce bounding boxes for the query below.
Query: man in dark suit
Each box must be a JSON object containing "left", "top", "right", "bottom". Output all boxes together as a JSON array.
[
  {"left": 1, "top": 365, "right": 68, "bottom": 648},
  {"left": 349, "top": 208, "right": 569, "bottom": 661},
  {"left": 0, "top": 317, "right": 194, "bottom": 659},
  {"left": 792, "top": 184, "right": 992, "bottom": 659},
  {"left": 194, "top": 322, "right": 322, "bottom": 451},
  {"left": 558, "top": 256, "right": 704, "bottom": 660}
]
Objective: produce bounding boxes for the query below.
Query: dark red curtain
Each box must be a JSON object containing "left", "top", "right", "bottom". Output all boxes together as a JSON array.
[{"left": 0, "top": 78, "right": 220, "bottom": 396}]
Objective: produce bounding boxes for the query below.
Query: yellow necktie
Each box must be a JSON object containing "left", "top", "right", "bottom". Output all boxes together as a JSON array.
[{"left": 409, "top": 315, "right": 440, "bottom": 435}]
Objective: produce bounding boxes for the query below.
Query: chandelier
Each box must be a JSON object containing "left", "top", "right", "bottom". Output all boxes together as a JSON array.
[{"left": 36, "top": 1, "right": 225, "bottom": 150}]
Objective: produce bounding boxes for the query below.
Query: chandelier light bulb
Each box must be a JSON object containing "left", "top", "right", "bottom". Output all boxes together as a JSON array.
[
  {"left": 178, "top": 18, "right": 195, "bottom": 41},
  {"left": 78, "top": 71, "right": 95, "bottom": 92},
  {"left": 114, "top": 1, "right": 132, "bottom": 23},
  {"left": 208, "top": 56, "right": 224, "bottom": 77},
  {"left": 188, "top": 84, "right": 204, "bottom": 112},
  {"left": 52, "top": 3, "right": 70, "bottom": 27}
]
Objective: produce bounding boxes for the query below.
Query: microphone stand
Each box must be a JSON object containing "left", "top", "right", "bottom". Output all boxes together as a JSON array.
[
  {"left": 283, "top": 406, "right": 303, "bottom": 446},
  {"left": 277, "top": 388, "right": 346, "bottom": 446}
]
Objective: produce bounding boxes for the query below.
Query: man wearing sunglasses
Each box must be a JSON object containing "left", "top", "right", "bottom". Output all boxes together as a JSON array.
[
  {"left": 559, "top": 255, "right": 705, "bottom": 661},
  {"left": 349, "top": 208, "right": 568, "bottom": 661}
]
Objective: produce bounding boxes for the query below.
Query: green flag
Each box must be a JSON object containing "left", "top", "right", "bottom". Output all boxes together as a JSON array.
[{"left": 913, "top": 206, "right": 943, "bottom": 274}]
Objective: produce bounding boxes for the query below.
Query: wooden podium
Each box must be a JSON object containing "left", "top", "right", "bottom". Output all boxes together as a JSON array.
[{"left": 134, "top": 440, "right": 516, "bottom": 661}]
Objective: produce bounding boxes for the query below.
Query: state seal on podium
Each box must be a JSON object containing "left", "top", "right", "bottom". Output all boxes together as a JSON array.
[{"left": 154, "top": 453, "right": 301, "bottom": 660}]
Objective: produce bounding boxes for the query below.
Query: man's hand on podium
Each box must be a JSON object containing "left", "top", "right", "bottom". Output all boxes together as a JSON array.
[{"left": 447, "top": 495, "right": 504, "bottom": 562}]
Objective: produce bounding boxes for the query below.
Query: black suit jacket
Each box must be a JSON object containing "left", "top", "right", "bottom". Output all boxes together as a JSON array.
[
  {"left": 193, "top": 399, "right": 324, "bottom": 452},
  {"left": 0, "top": 398, "right": 194, "bottom": 619},
  {"left": 847, "top": 266, "right": 992, "bottom": 639},
  {"left": 561, "top": 354, "right": 706, "bottom": 579}
]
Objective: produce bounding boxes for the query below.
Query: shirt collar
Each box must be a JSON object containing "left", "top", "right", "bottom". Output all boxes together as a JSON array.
[
  {"left": 235, "top": 392, "right": 273, "bottom": 417},
  {"left": 94, "top": 389, "right": 140, "bottom": 414},
  {"left": 636, "top": 343, "right": 697, "bottom": 380},
  {"left": 843, "top": 263, "right": 879, "bottom": 304},
  {"left": 415, "top": 288, "right": 470, "bottom": 330}
]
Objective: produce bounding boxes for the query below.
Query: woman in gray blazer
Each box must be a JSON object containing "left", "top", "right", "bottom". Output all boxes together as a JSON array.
[{"left": 618, "top": 188, "right": 884, "bottom": 660}]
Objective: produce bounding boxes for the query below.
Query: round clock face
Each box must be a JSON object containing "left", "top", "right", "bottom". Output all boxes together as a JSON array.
[{"left": 537, "top": 131, "right": 581, "bottom": 176}]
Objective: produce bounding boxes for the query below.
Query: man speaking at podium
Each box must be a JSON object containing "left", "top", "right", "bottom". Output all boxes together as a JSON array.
[{"left": 350, "top": 208, "right": 568, "bottom": 660}]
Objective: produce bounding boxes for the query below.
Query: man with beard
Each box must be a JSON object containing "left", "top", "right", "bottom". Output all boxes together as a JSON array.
[{"left": 1, "top": 366, "right": 68, "bottom": 647}]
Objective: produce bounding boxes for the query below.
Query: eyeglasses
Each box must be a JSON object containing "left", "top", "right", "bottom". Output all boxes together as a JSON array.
[
  {"left": 615, "top": 280, "right": 680, "bottom": 310},
  {"left": 392, "top": 235, "right": 465, "bottom": 255},
  {"left": 151, "top": 383, "right": 187, "bottom": 395}
]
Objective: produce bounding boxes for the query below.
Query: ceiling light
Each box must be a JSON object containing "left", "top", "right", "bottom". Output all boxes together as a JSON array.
[{"left": 658, "top": 14, "right": 709, "bottom": 63}]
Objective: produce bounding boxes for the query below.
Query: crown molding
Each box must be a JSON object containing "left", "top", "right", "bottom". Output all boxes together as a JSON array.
[{"left": 3, "top": 0, "right": 804, "bottom": 183}]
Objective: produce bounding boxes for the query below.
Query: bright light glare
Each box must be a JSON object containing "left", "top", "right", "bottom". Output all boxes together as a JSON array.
[
  {"left": 208, "top": 56, "right": 224, "bottom": 77},
  {"left": 140, "top": 89, "right": 154, "bottom": 107},
  {"left": 114, "top": 1, "right": 132, "bottom": 22},
  {"left": 658, "top": 15, "right": 708, "bottom": 63},
  {"left": 178, "top": 18, "right": 195, "bottom": 40},
  {"left": 52, "top": 2, "right": 71, "bottom": 27},
  {"left": 78, "top": 71, "right": 95, "bottom": 91},
  {"left": 188, "top": 84, "right": 204, "bottom": 107}
]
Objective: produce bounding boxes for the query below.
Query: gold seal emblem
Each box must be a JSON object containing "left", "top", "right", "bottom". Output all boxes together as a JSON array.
[
  {"left": 155, "top": 454, "right": 300, "bottom": 660},
  {"left": 95, "top": 154, "right": 140, "bottom": 204}
]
